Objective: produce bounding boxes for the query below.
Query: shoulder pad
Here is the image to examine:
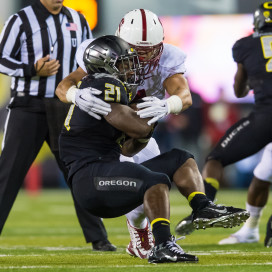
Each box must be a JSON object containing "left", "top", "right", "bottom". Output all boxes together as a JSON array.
[
  {"left": 159, "top": 43, "right": 187, "bottom": 71},
  {"left": 232, "top": 35, "right": 252, "bottom": 63},
  {"left": 79, "top": 73, "right": 129, "bottom": 105}
]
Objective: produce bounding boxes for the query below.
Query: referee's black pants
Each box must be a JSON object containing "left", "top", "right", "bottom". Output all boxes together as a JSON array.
[{"left": 0, "top": 96, "right": 108, "bottom": 243}]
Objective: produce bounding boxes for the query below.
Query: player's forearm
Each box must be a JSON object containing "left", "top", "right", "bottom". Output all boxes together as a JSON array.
[
  {"left": 234, "top": 83, "right": 250, "bottom": 98},
  {"left": 164, "top": 73, "right": 192, "bottom": 113},
  {"left": 173, "top": 88, "right": 192, "bottom": 112},
  {"left": 56, "top": 78, "right": 77, "bottom": 103},
  {"left": 233, "top": 63, "right": 249, "bottom": 98},
  {"left": 105, "top": 104, "right": 153, "bottom": 139},
  {"left": 55, "top": 68, "right": 87, "bottom": 103}
]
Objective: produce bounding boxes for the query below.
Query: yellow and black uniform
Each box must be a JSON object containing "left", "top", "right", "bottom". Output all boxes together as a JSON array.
[
  {"left": 59, "top": 73, "right": 194, "bottom": 218},
  {"left": 206, "top": 26, "right": 272, "bottom": 200}
]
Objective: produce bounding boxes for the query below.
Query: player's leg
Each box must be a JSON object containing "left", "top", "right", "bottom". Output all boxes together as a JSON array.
[
  {"left": 125, "top": 205, "right": 154, "bottom": 259},
  {"left": 202, "top": 116, "right": 263, "bottom": 201},
  {"left": 265, "top": 215, "right": 272, "bottom": 247},
  {"left": 143, "top": 149, "right": 249, "bottom": 233},
  {"left": 219, "top": 143, "right": 272, "bottom": 244},
  {"left": 176, "top": 114, "right": 271, "bottom": 235},
  {"left": 122, "top": 137, "right": 160, "bottom": 258},
  {"left": 144, "top": 183, "right": 197, "bottom": 263},
  {"left": 0, "top": 105, "right": 47, "bottom": 234},
  {"left": 71, "top": 160, "right": 198, "bottom": 263},
  {"left": 143, "top": 150, "right": 246, "bottom": 263}
]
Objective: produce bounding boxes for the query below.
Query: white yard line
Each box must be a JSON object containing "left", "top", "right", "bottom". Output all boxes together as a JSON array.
[{"left": 0, "top": 263, "right": 272, "bottom": 269}]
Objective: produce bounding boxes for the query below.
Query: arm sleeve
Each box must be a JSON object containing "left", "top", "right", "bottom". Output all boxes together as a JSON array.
[{"left": 0, "top": 14, "right": 36, "bottom": 77}]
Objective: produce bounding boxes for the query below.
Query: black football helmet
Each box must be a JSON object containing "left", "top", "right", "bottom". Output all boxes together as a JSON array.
[
  {"left": 83, "top": 35, "right": 144, "bottom": 91},
  {"left": 253, "top": 2, "right": 272, "bottom": 32}
]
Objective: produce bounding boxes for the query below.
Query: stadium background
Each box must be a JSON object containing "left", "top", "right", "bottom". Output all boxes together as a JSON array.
[{"left": 0, "top": 0, "right": 266, "bottom": 192}]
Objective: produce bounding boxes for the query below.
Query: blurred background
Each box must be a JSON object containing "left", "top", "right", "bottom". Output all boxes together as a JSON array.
[{"left": 0, "top": 0, "right": 265, "bottom": 194}]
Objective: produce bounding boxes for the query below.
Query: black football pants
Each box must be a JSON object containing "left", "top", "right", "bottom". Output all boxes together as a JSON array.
[
  {"left": 72, "top": 149, "right": 193, "bottom": 218},
  {"left": 207, "top": 109, "right": 272, "bottom": 166}
]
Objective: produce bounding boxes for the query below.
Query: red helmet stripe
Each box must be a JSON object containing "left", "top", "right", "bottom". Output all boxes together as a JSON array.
[{"left": 140, "top": 9, "right": 147, "bottom": 41}]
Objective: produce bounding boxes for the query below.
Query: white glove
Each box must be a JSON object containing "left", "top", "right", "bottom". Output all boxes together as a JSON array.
[
  {"left": 136, "top": 95, "right": 183, "bottom": 125},
  {"left": 136, "top": 96, "right": 168, "bottom": 125},
  {"left": 66, "top": 86, "right": 111, "bottom": 120}
]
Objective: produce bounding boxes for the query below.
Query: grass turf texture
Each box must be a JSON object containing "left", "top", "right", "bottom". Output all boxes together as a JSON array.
[{"left": 0, "top": 189, "right": 271, "bottom": 271}]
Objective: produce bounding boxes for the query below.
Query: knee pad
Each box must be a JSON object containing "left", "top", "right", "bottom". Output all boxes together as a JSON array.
[{"left": 170, "top": 148, "right": 195, "bottom": 164}]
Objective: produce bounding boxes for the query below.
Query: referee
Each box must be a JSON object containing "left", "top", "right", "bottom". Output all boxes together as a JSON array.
[{"left": 0, "top": 0, "right": 115, "bottom": 251}]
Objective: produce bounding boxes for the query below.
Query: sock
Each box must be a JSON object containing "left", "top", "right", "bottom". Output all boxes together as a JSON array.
[
  {"left": 188, "top": 192, "right": 210, "bottom": 213},
  {"left": 204, "top": 178, "right": 219, "bottom": 201},
  {"left": 243, "top": 202, "right": 264, "bottom": 229},
  {"left": 125, "top": 204, "right": 148, "bottom": 229},
  {"left": 151, "top": 218, "right": 171, "bottom": 246}
]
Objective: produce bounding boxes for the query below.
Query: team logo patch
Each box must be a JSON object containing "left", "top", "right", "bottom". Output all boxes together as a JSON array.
[
  {"left": 94, "top": 177, "right": 143, "bottom": 192},
  {"left": 220, "top": 120, "right": 250, "bottom": 148}
]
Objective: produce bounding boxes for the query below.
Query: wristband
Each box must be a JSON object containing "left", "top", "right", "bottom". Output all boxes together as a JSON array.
[
  {"left": 66, "top": 85, "right": 77, "bottom": 104},
  {"left": 166, "top": 95, "right": 183, "bottom": 114}
]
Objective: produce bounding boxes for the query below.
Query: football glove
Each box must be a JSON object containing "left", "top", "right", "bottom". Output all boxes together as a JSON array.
[
  {"left": 136, "top": 96, "right": 169, "bottom": 125},
  {"left": 67, "top": 86, "right": 112, "bottom": 120},
  {"left": 136, "top": 95, "right": 183, "bottom": 125}
]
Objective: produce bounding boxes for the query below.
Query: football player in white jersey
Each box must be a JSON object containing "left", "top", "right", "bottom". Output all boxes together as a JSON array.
[
  {"left": 219, "top": 143, "right": 272, "bottom": 246},
  {"left": 56, "top": 9, "right": 192, "bottom": 259}
]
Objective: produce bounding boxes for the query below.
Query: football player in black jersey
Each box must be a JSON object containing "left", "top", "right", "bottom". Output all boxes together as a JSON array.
[
  {"left": 59, "top": 35, "right": 249, "bottom": 263},
  {"left": 176, "top": 2, "right": 272, "bottom": 242}
]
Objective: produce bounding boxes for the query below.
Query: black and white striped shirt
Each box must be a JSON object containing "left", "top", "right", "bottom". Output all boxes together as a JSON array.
[{"left": 0, "top": 1, "right": 92, "bottom": 98}]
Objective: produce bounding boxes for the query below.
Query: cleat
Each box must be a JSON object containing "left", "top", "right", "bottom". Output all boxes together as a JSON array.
[
  {"left": 175, "top": 214, "right": 195, "bottom": 236},
  {"left": 192, "top": 202, "right": 250, "bottom": 231},
  {"left": 219, "top": 232, "right": 259, "bottom": 245},
  {"left": 219, "top": 224, "right": 259, "bottom": 245},
  {"left": 264, "top": 215, "right": 272, "bottom": 248},
  {"left": 148, "top": 236, "right": 198, "bottom": 263},
  {"left": 175, "top": 203, "right": 249, "bottom": 236},
  {"left": 126, "top": 220, "right": 154, "bottom": 259}
]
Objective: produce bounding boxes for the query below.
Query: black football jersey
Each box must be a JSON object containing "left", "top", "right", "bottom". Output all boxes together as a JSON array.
[
  {"left": 232, "top": 32, "right": 272, "bottom": 106},
  {"left": 59, "top": 73, "right": 129, "bottom": 180}
]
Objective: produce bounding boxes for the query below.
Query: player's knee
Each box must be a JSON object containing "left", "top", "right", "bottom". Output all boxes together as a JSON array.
[
  {"left": 170, "top": 148, "right": 195, "bottom": 164},
  {"left": 145, "top": 172, "right": 171, "bottom": 192},
  {"left": 205, "top": 149, "right": 226, "bottom": 166}
]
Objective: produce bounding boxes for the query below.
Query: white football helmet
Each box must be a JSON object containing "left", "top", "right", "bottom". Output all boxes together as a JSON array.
[{"left": 115, "top": 9, "right": 164, "bottom": 77}]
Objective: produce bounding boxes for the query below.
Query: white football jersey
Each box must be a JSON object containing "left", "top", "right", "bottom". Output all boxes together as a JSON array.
[{"left": 76, "top": 41, "right": 187, "bottom": 99}]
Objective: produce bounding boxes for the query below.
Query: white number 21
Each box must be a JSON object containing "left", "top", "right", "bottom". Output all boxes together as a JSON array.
[{"left": 104, "top": 83, "right": 121, "bottom": 102}]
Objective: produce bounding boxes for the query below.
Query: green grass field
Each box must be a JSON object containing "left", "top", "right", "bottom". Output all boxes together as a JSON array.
[{"left": 0, "top": 188, "right": 271, "bottom": 272}]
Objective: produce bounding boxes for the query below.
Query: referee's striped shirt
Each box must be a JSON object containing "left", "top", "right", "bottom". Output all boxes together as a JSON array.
[{"left": 0, "top": 1, "right": 92, "bottom": 98}]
